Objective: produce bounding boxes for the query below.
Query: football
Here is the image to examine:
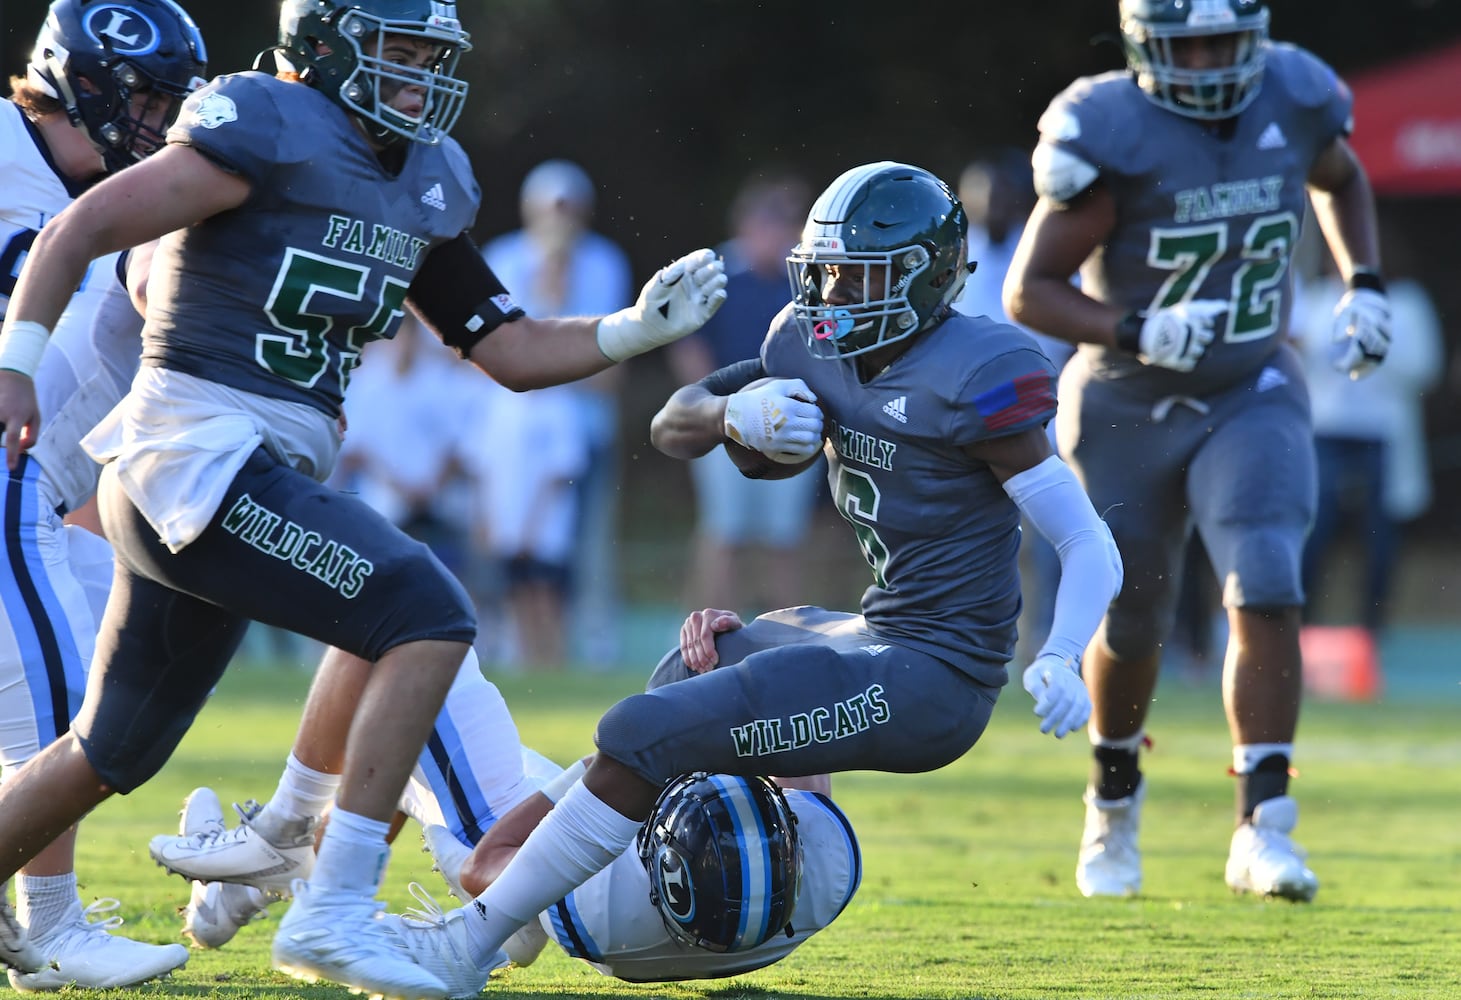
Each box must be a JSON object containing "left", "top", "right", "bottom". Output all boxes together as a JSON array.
[{"left": 723, "top": 377, "right": 823, "bottom": 480}]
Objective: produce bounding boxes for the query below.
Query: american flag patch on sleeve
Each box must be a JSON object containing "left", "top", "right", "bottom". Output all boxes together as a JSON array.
[{"left": 973, "top": 372, "right": 1056, "bottom": 431}]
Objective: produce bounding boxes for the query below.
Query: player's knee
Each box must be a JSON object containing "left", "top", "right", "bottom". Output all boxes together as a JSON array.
[
  {"left": 645, "top": 647, "right": 691, "bottom": 691},
  {"left": 356, "top": 548, "right": 477, "bottom": 659},
  {"left": 1103, "top": 601, "right": 1177, "bottom": 661},
  {"left": 74, "top": 709, "right": 195, "bottom": 794},
  {"left": 594, "top": 694, "right": 669, "bottom": 781},
  {"left": 1221, "top": 529, "right": 1304, "bottom": 607}
]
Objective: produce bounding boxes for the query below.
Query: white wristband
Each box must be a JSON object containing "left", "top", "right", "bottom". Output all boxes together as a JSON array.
[{"left": 0, "top": 320, "right": 50, "bottom": 378}]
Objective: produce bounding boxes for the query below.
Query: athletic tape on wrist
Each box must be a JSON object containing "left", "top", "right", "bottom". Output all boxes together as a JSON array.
[{"left": 0, "top": 320, "right": 50, "bottom": 378}]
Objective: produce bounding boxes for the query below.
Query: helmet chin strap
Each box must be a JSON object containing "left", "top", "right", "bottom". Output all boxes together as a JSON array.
[{"left": 38, "top": 55, "right": 85, "bottom": 128}]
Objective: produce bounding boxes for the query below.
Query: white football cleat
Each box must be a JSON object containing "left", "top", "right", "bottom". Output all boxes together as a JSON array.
[
  {"left": 380, "top": 883, "right": 505, "bottom": 999},
  {"left": 1076, "top": 779, "right": 1144, "bottom": 897},
  {"left": 184, "top": 881, "right": 270, "bottom": 949},
  {"left": 273, "top": 879, "right": 447, "bottom": 1000},
  {"left": 151, "top": 799, "right": 315, "bottom": 898},
  {"left": 1225, "top": 795, "right": 1319, "bottom": 902},
  {"left": 172, "top": 786, "right": 272, "bottom": 948},
  {"left": 178, "top": 786, "right": 226, "bottom": 841},
  {"left": 420, "top": 825, "right": 473, "bottom": 905},
  {"left": 7, "top": 899, "right": 189, "bottom": 991},
  {"left": 0, "top": 892, "right": 43, "bottom": 974}
]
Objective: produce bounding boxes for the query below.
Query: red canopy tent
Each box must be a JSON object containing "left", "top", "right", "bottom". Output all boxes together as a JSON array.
[{"left": 1344, "top": 41, "right": 1461, "bottom": 196}]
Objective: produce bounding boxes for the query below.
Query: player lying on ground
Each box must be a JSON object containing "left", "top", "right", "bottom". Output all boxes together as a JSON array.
[{"left": 150, "top": 609, "right": 859, "bottom": 988}]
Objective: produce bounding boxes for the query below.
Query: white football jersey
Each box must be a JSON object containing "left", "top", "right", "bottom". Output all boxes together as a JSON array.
[
  {"left": 538, "top": 788, "right": 861, "bottom": 982},
  {"left": 1, "top": 99, "right": 135, "bottom": 512}
]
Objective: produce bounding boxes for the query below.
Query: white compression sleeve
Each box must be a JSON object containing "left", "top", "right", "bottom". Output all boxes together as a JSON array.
[{"left": 1003, "top": 455, "right": 1124, "bottom": 665}]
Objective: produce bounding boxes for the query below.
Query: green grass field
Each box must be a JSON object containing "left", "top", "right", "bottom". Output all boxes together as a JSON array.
[{"left": 46, "top": 658, "right": 1461, "bottom": 1000}]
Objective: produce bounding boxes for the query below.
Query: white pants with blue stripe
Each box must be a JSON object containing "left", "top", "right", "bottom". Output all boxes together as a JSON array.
[
  {"left": 398, "top": 647, "right": 554, "bottom": 847},
  {"left": 0, "top": 456, "right": 113, "bottom": 776}
]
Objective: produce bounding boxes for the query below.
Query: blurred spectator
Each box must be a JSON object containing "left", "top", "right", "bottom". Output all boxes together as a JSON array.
[
  {"left": 1293, "top": 249, "right": 1444, "bottom": 636},
  {"left": 333, "top": 316, "right": 479, "bottom": 578},
  {"left": 481, "top": 159, "right": 633, "bottom": 667},
  {"left": 461, "top": 379, "right": 588, "bottom": 671},
  {"left": 960, "top": 149, "right": 1071, "bottom": 664},
  {"left": 666, "top": 170, "right": 821, "bottom": 614}
]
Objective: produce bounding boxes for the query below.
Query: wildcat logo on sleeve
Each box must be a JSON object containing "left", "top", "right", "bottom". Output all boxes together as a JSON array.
[
  {"left": 190, "top": 92, "right": 238, "bottom": 129},
  {"left": 974, "top": 372, "right": 1056, "bottom": 431}
]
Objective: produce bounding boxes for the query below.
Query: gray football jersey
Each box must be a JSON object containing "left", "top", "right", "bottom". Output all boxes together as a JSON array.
[
  {"left": 145, "top": 73, "right": 479, "bottom": 416},
  {"left": 1037, "top": 43, "right": 1352, "bottom": 398},
  {"left": 761, "top": 309, "right": 1058, "bottom": 681}
]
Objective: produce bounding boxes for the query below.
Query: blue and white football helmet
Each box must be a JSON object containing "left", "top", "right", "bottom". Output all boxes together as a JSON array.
[
  {"left": 27, "top": 0, "right": 208, "bottom": 171},
  {"left": 637, "top": 772, "right": 802, "bottom": 953}
]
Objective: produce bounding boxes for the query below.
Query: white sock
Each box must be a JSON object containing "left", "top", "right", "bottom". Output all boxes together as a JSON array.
[
  {"left": 17, "top": 873, "right": 77, "bottom": 938},
  {"left": 460, "top": 781, "right": 639, "bottom": 967},
  {"left": 1232, "top": 743, "right": 1293, "bottom": 774},
  {"left": 264, "top": 753, "right": 340, "bottom": 824},
  {"left": 310, "top": 807, "right": 389, "bottom": 895}
]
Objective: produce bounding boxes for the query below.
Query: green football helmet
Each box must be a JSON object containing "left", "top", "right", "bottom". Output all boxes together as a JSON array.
[
  {"left": 1120, "top": 0, "right": 1269, "bottom": 120},
  {"left": 787, "top": 162, "right": 969, "bottom": 361},
  {"left": 270, "top": 0, "right": 470, "bottom": 145}
]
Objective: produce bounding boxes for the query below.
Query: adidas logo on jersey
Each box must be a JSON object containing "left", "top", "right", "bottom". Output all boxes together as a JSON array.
[
  {"left": 421, "top": 183, "right": 447, "bottom": 211},
  {"left": 1257, "top": 123, "right": 1288, "bottom": 150},
  {"left": 1255, "top": 366, "right": 1288, "bottom": 393},
  {"left": 862, "top": 644, "right": 891, "bottom": 656},
  {"left": 881, "top": 396, "right": 907, "bottom": 423}
]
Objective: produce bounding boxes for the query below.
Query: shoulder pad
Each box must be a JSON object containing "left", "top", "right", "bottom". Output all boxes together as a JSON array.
[
  {"left": 170, "top": 72, "right": 298, "bottom": 180},
  {"left": 1266, "top": 44, "right": 1347, "bottom": 111},
  {"left": 1032, "top": 143, "right": 1100, "bottom": 203},
  {"left": 1265, "top": 43, "right": 1354, "bottom": 135},
  {"left": 1035, "top": 72, "right": 1137, "bottom": 185}
]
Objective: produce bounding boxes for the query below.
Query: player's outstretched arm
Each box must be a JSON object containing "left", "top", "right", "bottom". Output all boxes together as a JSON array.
[{"left": 435, "top": 248, "right": 726, "bottom": 391}]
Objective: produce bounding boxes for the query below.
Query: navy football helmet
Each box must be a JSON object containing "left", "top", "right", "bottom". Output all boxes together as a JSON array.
[
  {"left": 1120, "top": 0, "right": 1269, "bottom": 120},
  {"left": 271, "top": 0, "right": 471, "bottom": 146},
  {"left": 26, "top": 0, "right": 208, "bottom": 172},
  {"left": 787, "top": 161, "right": 969, "bottom": 361},
  {"left": 637, "top": 773, "right": 802, "bottom": 953}
]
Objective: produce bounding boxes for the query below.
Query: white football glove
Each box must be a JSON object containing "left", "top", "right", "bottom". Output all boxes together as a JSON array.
[
  {"left": 1021, "top": 653, "right": 1091, "bottom": 739},
  {"left": 723, "top": 378, "right": 823, "bottom": 464},
  {"left": 1329, "top": 287, "right": 1391, "bottom": 380},
  {"left": 596, "top": 249, "right": 728, "bottom": 362},
  {"left": 1136, "top": 300, "right": 1226, "bottom": 372}
]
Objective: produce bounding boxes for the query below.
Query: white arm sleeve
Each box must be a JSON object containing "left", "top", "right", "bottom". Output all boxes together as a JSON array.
[{"left": 1003, "top": 455, "right": 1123, "bottom": 665}]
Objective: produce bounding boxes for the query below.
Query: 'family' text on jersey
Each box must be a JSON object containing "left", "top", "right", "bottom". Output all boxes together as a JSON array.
[
  {"left": 827, "top": 418, "right": 897, "bottom": 471},
  {"left": 320, "top": 214, "right": 429, "bottom": 271},
  {"left": 1173, "top": 175, "right": 1283, "bottom": 224}
]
